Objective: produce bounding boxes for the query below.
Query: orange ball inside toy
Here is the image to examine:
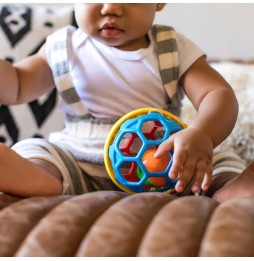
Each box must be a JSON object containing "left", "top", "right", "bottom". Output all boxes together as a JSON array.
[{"left": 142, "top": 148, "right": 171, "bottom": 187}]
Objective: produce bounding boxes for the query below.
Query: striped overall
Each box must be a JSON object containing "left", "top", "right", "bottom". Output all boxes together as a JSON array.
[{"left": 12, "top": 25, "right": 245, "bottom": 195}]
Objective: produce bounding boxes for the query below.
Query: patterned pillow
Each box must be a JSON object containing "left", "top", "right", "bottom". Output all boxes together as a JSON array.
[{"left": 0, "top": 4, "right": 75, "bottom": 146}]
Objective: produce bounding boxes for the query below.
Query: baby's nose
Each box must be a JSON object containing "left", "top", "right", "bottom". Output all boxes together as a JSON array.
[{"left": 101, "top": 3, "right": 123, "bottom": 17}]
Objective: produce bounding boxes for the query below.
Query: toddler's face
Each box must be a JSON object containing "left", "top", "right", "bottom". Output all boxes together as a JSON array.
[{"left": 74, "top": 3, "right": 164, "bottom": 51}]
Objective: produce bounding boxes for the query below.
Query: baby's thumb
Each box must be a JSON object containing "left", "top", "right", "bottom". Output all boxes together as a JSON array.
[{"left": 154, "top": 138, "right": 174, "bottom": 158}]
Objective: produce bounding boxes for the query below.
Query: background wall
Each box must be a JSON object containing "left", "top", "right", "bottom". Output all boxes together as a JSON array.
[
  {"left": 31, "top": 3, "right": 254, "bottom": 61},
  {"left": 154, "top": 4, "right": 254, "bottom": 61}
]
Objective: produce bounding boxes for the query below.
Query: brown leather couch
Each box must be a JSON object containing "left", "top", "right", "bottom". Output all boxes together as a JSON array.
[
  {"left": 0, "top": 192, "right": 253, "bottom": 257},
  {"left": 0, "top": 4, "right": 254, "bottom": 257}
]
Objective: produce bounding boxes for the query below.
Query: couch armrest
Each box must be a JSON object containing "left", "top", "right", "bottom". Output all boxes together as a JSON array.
[{"left": 0, "top": 192, "right": 253, "bottom": 257}]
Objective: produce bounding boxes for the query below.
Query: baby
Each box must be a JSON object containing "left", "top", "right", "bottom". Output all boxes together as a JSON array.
[{"left": 0, "top": 4, "right": 250, "bottom": 202}]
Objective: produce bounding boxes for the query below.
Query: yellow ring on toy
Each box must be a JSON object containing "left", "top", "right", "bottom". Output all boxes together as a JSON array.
[{"left": 104, "top": 107, "right": 187, "bottom": 194}]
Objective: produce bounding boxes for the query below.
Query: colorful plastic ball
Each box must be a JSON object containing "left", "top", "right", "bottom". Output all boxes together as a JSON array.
[
  {"left": 142, "top": 148, "right": 170, "bottom": 187},
  {"left": 104, "top": 108, "right": 187, "bottom": 194},
  {"left": 142, "top": 148, "right": 170, "bottom": 172}
]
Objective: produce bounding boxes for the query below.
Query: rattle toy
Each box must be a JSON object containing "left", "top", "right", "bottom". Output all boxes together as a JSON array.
[{"left": 104, "top": 108, "right": 187, "bottom": 194}]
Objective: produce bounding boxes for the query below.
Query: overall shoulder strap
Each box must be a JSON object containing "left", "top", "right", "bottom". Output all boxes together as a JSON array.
[
  {"left": 47, "top": 26, "right": 88, "bottom": 116},
  {"left": 151, "top": 25, "right": 179, "bottom": 98}
]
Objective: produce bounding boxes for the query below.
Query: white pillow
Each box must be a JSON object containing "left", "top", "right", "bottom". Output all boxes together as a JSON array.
[{"left": 180, "top": 62, "right": 254, "bottom": 165}]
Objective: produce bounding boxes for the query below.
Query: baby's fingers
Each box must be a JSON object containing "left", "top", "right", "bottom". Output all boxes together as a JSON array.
[
  {"left": 201, "top": 167, "right": 213, "bottom": 191},
  {"left": 168, "top": 148, "right": 187, "bottom": 180},
  {"left": 174, "top": 153, "right": 197, "bottom": 192},
  {"left": 191, "top": 160, "right": 213, "bottom": 193},
  {"left": 154, "top": 138, "right": 174, "bottom": 159}
]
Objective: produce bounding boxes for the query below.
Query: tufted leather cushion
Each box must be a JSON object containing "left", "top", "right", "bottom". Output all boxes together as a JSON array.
[{"left": 0, "top": 192, "right": 253, "bottom": 257}]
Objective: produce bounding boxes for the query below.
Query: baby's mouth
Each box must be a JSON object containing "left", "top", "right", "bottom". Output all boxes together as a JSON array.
[
  {"left": 99, "top": 22, "right": 124, "bottom": 37},
  {"left": 100, "top": 22, "right": 123, "bottom": 30}
]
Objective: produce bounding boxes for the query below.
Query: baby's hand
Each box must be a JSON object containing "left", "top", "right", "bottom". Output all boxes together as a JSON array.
[{"left": 154, "top": 127, "right": 214, "bottom": 193}]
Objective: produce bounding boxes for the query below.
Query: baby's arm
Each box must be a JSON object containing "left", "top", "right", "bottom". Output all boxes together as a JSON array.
[
  {"left": 155, "top": 56, "right": 238, "bottom": 193},
  {"left": 0, "top": 46, "right": 62, "bottom": 197},
  {"left": 0, "top": 45, "right": 55, "bottom": 105}
]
